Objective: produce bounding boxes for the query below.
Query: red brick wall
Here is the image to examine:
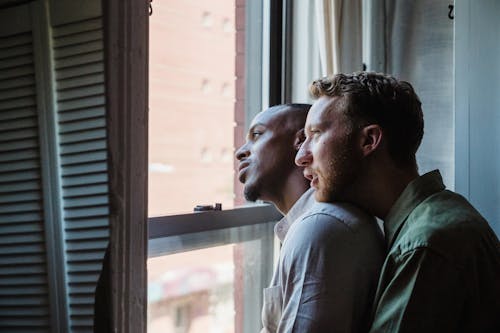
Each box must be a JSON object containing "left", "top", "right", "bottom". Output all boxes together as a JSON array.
[
  {"left": 233, "top": 0, "right": 246, "bottom": 207},
  {"left": 149, "top": 0, "right": 238, "bottom": 215}
]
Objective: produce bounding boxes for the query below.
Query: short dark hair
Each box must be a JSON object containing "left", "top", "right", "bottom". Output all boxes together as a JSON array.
[{"left": 309, "top": 72, "right": 424, "bottom": 167}]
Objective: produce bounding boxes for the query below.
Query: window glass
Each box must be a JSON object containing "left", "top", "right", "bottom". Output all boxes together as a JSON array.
[
  {"left": 149, "top": 0, "right": 240, "bottom": 216},
  {"left": 148, "top": 222, "right": 275, "bottom": 333}
]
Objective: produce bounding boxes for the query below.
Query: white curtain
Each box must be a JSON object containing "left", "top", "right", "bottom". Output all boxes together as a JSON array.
[
  {"left": 364, "top": 0, "right": 455, "bottom": 189},
  {"left": 314, "top": 0, "right": 363, "bottom": 75}
]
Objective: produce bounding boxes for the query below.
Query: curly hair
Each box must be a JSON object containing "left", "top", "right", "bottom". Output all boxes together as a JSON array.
[{"left": 309, "top": 72, "right": 424, "bottom": 168}]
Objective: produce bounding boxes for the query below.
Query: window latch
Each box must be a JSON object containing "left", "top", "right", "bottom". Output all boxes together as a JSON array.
[{"left": 194, "top": 203, "right": 222, "bottom": 212}]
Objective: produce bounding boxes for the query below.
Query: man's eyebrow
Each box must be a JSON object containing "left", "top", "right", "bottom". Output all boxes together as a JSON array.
[
  {"left": 248, "top": 123, "right": 266, "bottom": 132},
  {"left": 247, "top": 123, "right": 266, "bottom": 138}
]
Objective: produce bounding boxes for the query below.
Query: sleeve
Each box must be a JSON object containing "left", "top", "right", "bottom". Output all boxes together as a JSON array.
[
  {"left": 277, "top": 213, "right": 376, "bottom": 333},
  {"left": 369, "top": 248, "right": 465, "bottom": 333}
]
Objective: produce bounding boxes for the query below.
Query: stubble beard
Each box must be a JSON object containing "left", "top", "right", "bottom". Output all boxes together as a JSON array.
[
  {"left": 243, "top": 183, "right": 260, "bottom": 202},
  {"left": 316, "top": 139, "right": 360, "bottom": 203}
]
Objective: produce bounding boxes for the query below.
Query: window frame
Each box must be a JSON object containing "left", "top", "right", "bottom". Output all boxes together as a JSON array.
[{"left": 105, "top": 0, "right": 288, "bottom": 331}]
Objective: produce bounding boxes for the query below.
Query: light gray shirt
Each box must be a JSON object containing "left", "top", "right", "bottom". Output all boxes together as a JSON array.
[{"left": 261, "top": 189, "right": 385, "bottom": 333}]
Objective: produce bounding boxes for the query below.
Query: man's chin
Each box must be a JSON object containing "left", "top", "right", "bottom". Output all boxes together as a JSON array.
[
  {"left": 314, "top": 188, "right": 336, "bottom": 203},
  {"left": 243, "top": 186, "right": 260, "bottom": 202}
]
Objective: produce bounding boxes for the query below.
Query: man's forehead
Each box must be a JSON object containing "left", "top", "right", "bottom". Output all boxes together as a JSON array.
[
  {"left": 307, "top": 96, "right": 343, "bottom": 125},
  {"left": 250, "top": 107, "right": 285, "bottom": 127}
]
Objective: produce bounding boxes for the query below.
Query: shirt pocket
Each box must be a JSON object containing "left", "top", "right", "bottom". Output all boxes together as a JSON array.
[{"left": 261, "top": 285, "right": 283, "bottom": 332}]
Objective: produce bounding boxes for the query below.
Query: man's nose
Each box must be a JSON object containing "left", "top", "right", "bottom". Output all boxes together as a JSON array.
[
  {"left": 295, "top": 143, "right": 312, "bottom": 166},
  {"left": 235, "top": 143, "right": 249, "bottom": 160}
]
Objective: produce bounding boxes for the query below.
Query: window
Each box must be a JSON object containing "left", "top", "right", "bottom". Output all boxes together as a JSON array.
[{"left": 147, "top": 0, "right": 282, "bottom": 332}]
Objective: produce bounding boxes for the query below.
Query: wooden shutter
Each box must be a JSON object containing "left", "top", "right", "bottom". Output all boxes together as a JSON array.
[
  {"left": 0, "top": 4, "right": 52, "bottom": 332},
  {"left": 0, "top": 1, "right": 110, "bottom": 332}
]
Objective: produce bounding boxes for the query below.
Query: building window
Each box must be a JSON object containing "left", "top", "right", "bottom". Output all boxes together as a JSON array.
[{"left": 147, "top": 1, "right": 279, "bottom": 332}]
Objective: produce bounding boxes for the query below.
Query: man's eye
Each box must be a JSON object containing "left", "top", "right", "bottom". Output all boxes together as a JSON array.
[{"left": 252, "top": 132, "right": 262, "bottom": 138}]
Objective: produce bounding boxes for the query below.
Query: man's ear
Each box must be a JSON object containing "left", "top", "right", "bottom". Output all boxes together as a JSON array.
[
  {"left": 359, "top": 124, "right": 383, "bottom": 157},
  {"left": 293, "top": 128, "right": 306, "bottom": 150}
]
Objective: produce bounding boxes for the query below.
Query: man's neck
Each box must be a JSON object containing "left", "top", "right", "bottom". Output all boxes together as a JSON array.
[
  {"left": 347, "top": 165, "right": 419, "bottom": 220},
  {"left": 271, "top": 174, "right": 310, "bottom": 215}
]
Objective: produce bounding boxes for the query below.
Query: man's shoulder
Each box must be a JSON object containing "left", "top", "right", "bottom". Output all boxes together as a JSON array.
[
  {"left": 301, "top": 201, "right": 376, "bottom": 232},
  {"left": 287, "top": 202, "right": 383, "bottom": 249},
  {"left": 393, "top": 190, "right": 497, "bottom": 265}
]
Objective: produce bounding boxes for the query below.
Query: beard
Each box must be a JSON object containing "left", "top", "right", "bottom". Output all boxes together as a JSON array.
[
  {"left": 243, "top": 182, "right": 260, "bottom": 202},
  {"left": 314, "top": 136, "right": 361, "bottom": 202}
]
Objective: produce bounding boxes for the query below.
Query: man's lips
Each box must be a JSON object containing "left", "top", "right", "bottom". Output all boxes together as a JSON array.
[
  {"left": 303, "top": 169, "right": 318, "bottom": 188},
  {"left": 303, "top": 168, "right": 314, "bottom": 181},
  {"left": 237, "top": 161, "right": 250, "bottom": 181}
]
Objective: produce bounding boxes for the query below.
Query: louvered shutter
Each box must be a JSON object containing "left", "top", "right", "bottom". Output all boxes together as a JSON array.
[
  {"left": 0, "top": 1, "right": 109, "bottom": 332},
  {"left": 0, "top": 4, "right": 52, "bottom": 332},
  {"left": 52, "top": 10, "right": 109, "bottom": 333}
]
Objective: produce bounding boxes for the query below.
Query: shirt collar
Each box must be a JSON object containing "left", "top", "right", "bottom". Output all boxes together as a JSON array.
[
  {"left": 384, "top": 170, "right": 445, "bottom": 249},
  {"left": 274, "top": 188, "right": 316, "bottom": 242}
]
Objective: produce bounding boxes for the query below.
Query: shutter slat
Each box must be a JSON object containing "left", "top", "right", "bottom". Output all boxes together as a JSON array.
[
  {"left": 68, "top": 284, "right": 96, "bottom": 294},
  {"left": 0, "top": 43, "right": 32, "bottom": 60},
  {"left": 59, "top": 117, "right": 105, "bottom": 134},
  {"left": 66, "top": 217, "right": 108, "bottom": 230},
  {"left": 0, "top": 64, "right": 34, "bottom": 80},
  {"left": 0, "top": 306, "right": 49, "bottom": 316},
  {"left": 0, "top": 148, "right": 39, "bottom": 162},
  {"left": 66, "top": 239, "right": 108, "bottom": 251},
  {"left": 56, "top": 50, "right": 103, "bottom": 70},
  {"left": 67, "top": 261, "right": 103, "bottom": 273},
  {"left": 0, "top": 191, "right": 40, "bottom": 204},
  {"left": 67, "top": 273, "right": 100, "bottom": 284},
  {"left": 0, "top": 211, "right": 42, "bottom": 223},
  {"left": 0, "top": 285, "right": 47, "bottom": 297},
  {"left": 55, "top": 62, "right": 103, "bottom": 80},
  {"left": 60, "top": 139, "right": 106, "bottom": 155},
  {"left": 0, "top": 94, "right": 36, "bottom": 110},
  {"left": 0, "top": 107, "right": 35, "bottom": 121},
  {"left": 66, "top": 228, "right": 108, "bottom": 241},
  {"left": 0, "top": 86, "right": 34, "bottom": 99},
  {"left": 57, "top": 73, "right": 103, "bottom": 91},
  {"left": 0, "top": 138, "right": 39, "bottom": 152},
  {"left": 60, "top": 129, "right": 106, "bottom": 144},
  {"left": 57, "top": 83, "right": 104, "bottom": 101},
  {"left": 0, "top": 116, "right": 37, "bottom": 132},
  {"left": 0, "top": 54, "right": 33, "bottom": 70},
  {"left": 0, "top": 221, "right": 42, "bottom": 233},
  {"left": 64, "top": 206, "right": 109, "bottom": 219},
  {"left": 0, "top": 127, "right": 38, "bottom": 142},
  {"left": 64, "top": 195, "right": 108, "bottom": 208},
  {"left": 0, "top": 33, "right": 31, "bottom": 49},
  {"left": 67, "top": 250, "right": 106, "bottom": 262},
  {"left": 61, "top": 161, "right": 107, "bottom": 176},
  {"left": 0, "top": 160, "right": 39, "bottom": 173},
  {"left": 0, "top": 228, "right": 44, "bottom": 240},
  {"left": 0, "top": 243, "right": 46, "bottom": 255},
  {"left": 0, "top": 265, "right": 48, "bottom": 276},
  {"left": 60, "top": 150, "right": 106, "bottom": 165},
  {"left": 54, "top": 29, "right": 102, "bottom": 48},
  {"left": 53, "top": 39, "right": 102, "bottom": 59},
  {"left": 0, "top": 74, "right": 34, "bottom": 90},
  {"left": 0, "top": 202, "right": 41, "bottom": 214},
  {"left": 53, "top": 18, "right": 102, "bottom": 37},
  {"left": 62, "top": 173, "right": 107, "bottom": 187},
  {"left": 57, "top": 94, "right": 105, "bottom": 111},
  {"left": 0, "top": 180, "right": 40, "bottom": 193},
  {"left": 0, "top": 170, "right": 40, "bottom": 183},
  {"left": 0, "top": 295, "right": 48, "bottom": 306},
  {"left": 63, "top": 184, "right": 107, "bottom": 197},
  {"left": 0, "top": 253, "right": 45, "bottom": 265}
]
